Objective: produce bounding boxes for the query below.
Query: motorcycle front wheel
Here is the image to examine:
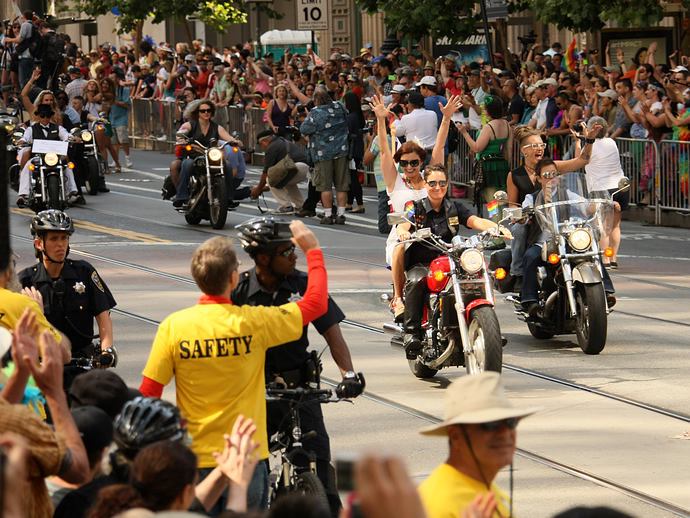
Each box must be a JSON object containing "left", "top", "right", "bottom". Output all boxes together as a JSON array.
[
  {"left": 407, "top": 359, "right": 438, "bottom": 379},
  {"left": 292, "top": 472, "right": 329, "bottom": 511},
  {"left": 46, "top": 175, "right": 62, "bottom": 210},
  {"left": 575, "top": 283, "right": 607, "bottom": 355},
  {"left": 465, "top": 307, "right": 503, "bottom": 374},
  {"left": 185, "top": 211, "right": 203, "bottom": 225},
  {"left": 209, "top": 176, "right": 228, "bottom": 229},
  {"left": 86, "top": 156, "right": 100, "bottom": 195}
]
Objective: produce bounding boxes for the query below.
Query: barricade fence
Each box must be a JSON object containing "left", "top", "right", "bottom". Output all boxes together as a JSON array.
[{"left": 128, "top": 103, "right": 688, "bottom": 220}]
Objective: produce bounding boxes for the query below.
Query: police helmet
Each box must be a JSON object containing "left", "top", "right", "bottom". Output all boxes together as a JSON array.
[
  {"left": 113, "top": 397, "right": 186, "bottom": 458},
  {"left": 236, "top": 217, "right": 293, "bottom": 256},
  {"left": 30, "top": 210, "right": 74, "bottom": 237}
]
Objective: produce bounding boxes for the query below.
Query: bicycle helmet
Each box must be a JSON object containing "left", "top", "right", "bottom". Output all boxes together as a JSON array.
[
  {"left": 113, "top": 397, "right": 186, "bottom": 458},
  {"left": 30, "top": 209, "right": 74, "bottom": 237},
  {"left": 236, "top": 216, "right": 293, "bottom": 257}
]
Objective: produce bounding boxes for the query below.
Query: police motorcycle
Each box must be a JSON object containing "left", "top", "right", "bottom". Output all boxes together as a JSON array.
[
  {"left": 174, "top": 132, "right": 229, "bottom": 229},
  {"left": 22, "top": 141, "right": 76, "bottom": 212},
  {"left": 70, "top": 118, "right": 108, "bottom": 195},
  {"left": 384, "top": 212, "right": 506, "bottom": 378},
  {"left": 489, "top": 173, "right": 630, "bottom": 355}
]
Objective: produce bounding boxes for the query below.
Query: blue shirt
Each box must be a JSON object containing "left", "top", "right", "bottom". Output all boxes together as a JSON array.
[
  {"left": 299, "top": 102, "right": 349, "bottom": 162},
  {"left": 109, "top": 86, "right": 130, "bottom": 128},
  {"left": 424, "top": 95, "right": 447, "bottom": 126}
]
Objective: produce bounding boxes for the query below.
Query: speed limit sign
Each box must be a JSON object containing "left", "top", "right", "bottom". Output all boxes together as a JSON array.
[{"left": 297, "top": 0, "right": 328, "bottom": 30}]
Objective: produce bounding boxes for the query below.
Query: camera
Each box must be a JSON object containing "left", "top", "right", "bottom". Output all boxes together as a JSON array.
[{"left": 572, "top": 120, "right": 585, "bottom": 133}]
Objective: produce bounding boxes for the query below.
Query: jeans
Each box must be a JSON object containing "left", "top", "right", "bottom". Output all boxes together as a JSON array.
[
  {"left": 175, "top": 158, "right": 195, "bottom": 201},
  {"left": 521, "top": 244, "right": 615, "bottom": 304},
  {"left": 197, "top": 460, "right": 268, "bottom": 515},
  {"left": 508, "top": 221, "right": 528, "bottom": 277},
  {"left": 403, "top": 265, "right": 429, "bottom": 335},
  {"left": 18, "top": 58, "right": 34, "bottom": 90},
  {"left": 377, "top": 190, "right": 391, "bottom": 234}
]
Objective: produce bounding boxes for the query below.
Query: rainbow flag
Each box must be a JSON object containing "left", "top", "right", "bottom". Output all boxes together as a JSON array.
[
  {"left": 564, "top": 37, "right": 577, "bottom": 72},
  {"left": 487, "top": 199, "right": 499, "bottom": 218}
]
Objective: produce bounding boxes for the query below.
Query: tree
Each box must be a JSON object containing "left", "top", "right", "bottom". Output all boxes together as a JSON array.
[
  {"left": 507, "top": 0, "right": 673, "bottom": 33},
  {"left": 75, "top": 0, "right": 248, "bottom": 35},
  {"left": 356, "top": 0, "right": 480, "bottom": 42}
]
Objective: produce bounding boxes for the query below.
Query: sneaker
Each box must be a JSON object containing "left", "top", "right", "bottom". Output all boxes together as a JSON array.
[
  {"left": 173, "top": 198, "right": 188, "bottom": 208},
  {"left": 334, "top": 214, "right": 346, "bottom": 225},
  {"left": 609, "top": 261, "right": 618, "bottom": 270},
  {"left": 98, "top": 186, "right": 110, "bottom": 193},
  {"left": 351, "top": 206, "right": 365, "bottom": 214},
  {"left": 108, "top": 161, "right": 116, "bottom": 168},
  {"left": 125, "top": 156, "right": 133, "bottom": 168},
  {"left": 403, "top": 334, "right": 423, "bottom": 360},
  {"left": 522, "top": 301, "right": 540, "bottom": 318},
  {"left": 114, "top": 165, "right": 122, "bottom": 174},
  {"left": 271, "top": 205, "right": 295, "bottom": 215},
  {"left": 228, "top": 201, "right": 240, "bottom": 209},
  {"left": 67, "top": 192, "right": 80, "bottom": 205},
  {"left": 156, "top": 134, "right": 168, "bottom": 141},
  {"left": 319, "top": 214, "right": 334, "bottom": 225},
  {"left": 16, "top": 195, "right": 28, "bottom": 208},
  {"left": 345, "top": 205, "right": 353, "bottom": 212},
  {"left": 297, "top": 208, "right": 316, "bottom": 218}
]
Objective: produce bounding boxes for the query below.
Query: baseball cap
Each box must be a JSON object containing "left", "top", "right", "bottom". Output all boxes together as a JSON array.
[
  {"left": 391, "top": 84, "right": 406, "bottom": 94},
  {"left": 184, "top": 55, "right": 194, "bottom": 62},
  {"left": 213, "top": 64, "right": 223, "bottom": 72},
  {"left": 176, "top": 65, "right": 188, "bottom": 75},
  {"left": 542, "top": 77, "right": 558, "bottom": 87},
  {"left": 416, "top": 76, "right": 437, "bottom": 87},
  {"left": 189, "top": 65, "right": 199, "bottom": 73},
  {"left": 671, "top": 66, "right": 689, "bottom": 73},
  {"left": 256, "top": 129, "right": 275, "bottom": 142},
  {"left": 72, "top": 406, "right": 114, "bottom": 457},
  {"left": 70, "top": 369, "right": 130, "bottom": 419},
  {"left": 597, "top": 89, "right": 618, "bottom": 100},
  {"left": 423, "top": 61, "right": 434, "bottom": 70}
]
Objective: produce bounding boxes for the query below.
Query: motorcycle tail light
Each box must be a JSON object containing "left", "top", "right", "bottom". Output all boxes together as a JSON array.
[
  {"left": 68, "top": 162, "right": 75, "bottom": 169},
  {"left": 548, "top": 253, "right": 560, "bottom": 264},
  {"left": 427, "top": 256, "right": 451, "bottom": 292},
  {"left": 604, "top": 247, "right": 614, "bottom": 258},
  {"left": 494, "top": 267, "right": 507, "bottom": 280}
]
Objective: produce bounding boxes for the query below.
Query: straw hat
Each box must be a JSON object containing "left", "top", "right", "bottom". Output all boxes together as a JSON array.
[{"left": 420, "top": 372, "right": 539, "bottom": 436}]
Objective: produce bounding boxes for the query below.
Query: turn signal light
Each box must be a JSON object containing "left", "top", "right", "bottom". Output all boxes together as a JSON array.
[
  {"left": 494, "top": 268, "right": 507, "bottom": 280},
  {"left": 67, "top": 162, "right": 75, "bottom": 169},
  {"left": 29, "top": 164, "right": 35, "bottom": 172},
  {"left": 604, "top": 247, "right": 614, "bottom": 258},
  {"left": 232, "top": 147, "right": 239, "bottom": 153},
  {"left": 434, "top": 270, "right": 446, "bottom": 282},
  {"left": 548, "top": 253, "right": 560, "bottom": 264},
  {"left": 185, "top": 145, "right": 192, "bottom": 151}
]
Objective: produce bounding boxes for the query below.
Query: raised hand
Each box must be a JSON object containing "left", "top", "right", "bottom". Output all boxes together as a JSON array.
[
  {"left": 21, "top": 286, "right": 43, "bottom": 313},
  {"left": 441, "top": 95, "right": 463, "bottom": 119},
  {"left": 12, "top": 309, "right": 40, "bottom": 372},
  {"left": 22, "top": 330, "right": 64, "bottom": 398},
  {"left": 290, "top": 220, "right": 320, "bottom": 252},
  {"left": 212, "top": 414, "right": 259, "bottom": 488},
  {"left": 461, "top": 493, "right": 498, "bottom": 518},
  {"left": 369, "top": 95, "right": 390, "bottom": 120}
]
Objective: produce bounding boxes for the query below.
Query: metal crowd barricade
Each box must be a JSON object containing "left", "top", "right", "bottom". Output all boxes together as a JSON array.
[
  {"left": 449, "top": 129, "right": 480, "bottom": 187},
  {"left": 657, "top": 139, "right": 690, "bottom": 214},
  {"left": 614, "top": 137, "right": 660, "bottom": 223}
]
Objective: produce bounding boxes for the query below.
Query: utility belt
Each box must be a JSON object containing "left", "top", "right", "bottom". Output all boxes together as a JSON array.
[{"left": 269, "top": 351, "right": 322, "bottom": 389}]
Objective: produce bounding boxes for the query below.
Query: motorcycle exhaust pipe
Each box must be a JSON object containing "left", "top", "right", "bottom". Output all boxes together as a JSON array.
[
  {"left": 383, "top": 322, "right": 403, "bottom": 335},
  {"left": 543, "top": 291, "right": 558, "bottom": 317}
]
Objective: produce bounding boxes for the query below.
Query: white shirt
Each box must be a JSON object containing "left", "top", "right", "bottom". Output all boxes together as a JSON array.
[
  {"left": 21, "top": 124, "right": 70, "bottom": 144},
  {"left": 471, "top": 86, "right": 487, "bottom": 106},
  {"left": 584, "top": 138, "right": 625, "bottom": 191},
  {"left": 452, "top": 109, "right": 482, "bottom": 130},
  {"left": 392, "top": 108, "right": 438, "bottom": 149},
  {"left": 65, "top": 78, "right": 87, "bottom": 100},
  {"left": 531, "top": 98, "right": 548, "bottom": 129}
]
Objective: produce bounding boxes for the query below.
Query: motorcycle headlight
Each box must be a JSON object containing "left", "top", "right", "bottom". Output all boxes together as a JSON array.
[
  {"left": 460, "top": 248, "right": 484, "bottom": 274},
  {"left": 44, "top": 153, "right": 59, "bottom": 166},
  {"left": 208, "top": 148, "right": 223, "bottom": 162},
  {"left": 568, "top": 228, "right": 592, "bottom": 252},
  {"left": 81, "top": 131, "right": 92, "bottom": 142}
]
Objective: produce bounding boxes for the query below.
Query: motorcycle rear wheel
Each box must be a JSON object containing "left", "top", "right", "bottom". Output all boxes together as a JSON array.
[
  {"left": 185, "top": 212, "right": 203, "bottom": 225},
  {"left": 209, "top": 176, "right": 228, "bottom": 229},
  {"left": 292, "top": 472, "right": 329, "bottom": 511},
  {"left": 465, "top": 307, "right": 503, "bottom": 374},
  {"left": 528, "top": 322, "right": 555, "bottom": 340},
  {"left": 86, "top": 156, "right": 100, "bottom": 195},
  {"left": 575, "top": 283, "right": 607, "bottom": 355},
  {"left": 46, "top": 175, "right": 62, "bottom": 210},
  {"left": 407, "top": 359, "right": 438, "bottom": 378}
]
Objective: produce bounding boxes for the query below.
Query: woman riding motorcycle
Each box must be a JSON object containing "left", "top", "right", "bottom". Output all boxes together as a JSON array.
[
  {"left": 394, "top": 164, "right": 512, "bottom": 358},
  {"left": 172, "top": 99, "right": 242, "bottom": 207}
]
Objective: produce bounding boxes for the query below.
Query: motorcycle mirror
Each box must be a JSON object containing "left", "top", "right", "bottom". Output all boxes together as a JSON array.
[
  {"left": 70, "top": 127, "right": 80, "bottom": 135},
  {"left": 209, "top": 138, "right": 218, "bottom": 146},
  {"left": 387, "top": 212, "right": 410, "bottom": 225},
  {"left": 451, "top": 235, "right": 465, "bottom": 250},
  {"left": 493, "top": 190, "right": 508, "bottom": 202},
  {"left": 175, "top": 131, "right": 187, "bottom": 139},
  {"left": 503, "top": 207, "right": 523, "bottom": 220}
]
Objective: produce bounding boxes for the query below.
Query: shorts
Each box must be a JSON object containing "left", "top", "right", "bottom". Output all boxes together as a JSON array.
[
  {"left": 111, "top": 126, "right": 129, "bottom": 145},
  {"left": 608, "top": 187, "right": 630, "bottom": 211},
  {"left": 313, "top": 155, "right": 349, "bottom": 192}
]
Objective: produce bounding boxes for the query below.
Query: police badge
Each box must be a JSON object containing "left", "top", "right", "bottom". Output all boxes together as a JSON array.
[{"left": 73, "top": 281, "right": 86, "bottom": 294}]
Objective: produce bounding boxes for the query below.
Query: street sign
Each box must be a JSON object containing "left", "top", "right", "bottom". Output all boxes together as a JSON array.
[
  {"left": 484, "top": 0, "right": 509, "bottom": 20},
  {"left": 297, "top": 0, "right": 328, "bottom": 30}
]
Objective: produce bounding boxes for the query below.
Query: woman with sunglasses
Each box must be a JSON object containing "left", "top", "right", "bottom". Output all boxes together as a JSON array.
[
  {"left": 173, "top": 99, "right": 242, "bottom": 206},
  {"left": 505, "top": 125, "right": 597, "bottom": 291},
  {"left": 394, "top": 164, "right": 512, "bottom": 356},
  {"left": 370, "top": 94, "right": 462, "bottom": 320}
]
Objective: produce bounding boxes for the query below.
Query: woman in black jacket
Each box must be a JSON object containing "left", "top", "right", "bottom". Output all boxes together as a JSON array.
[{"left": 343, "top": 92, "right": 366, "bottom": 213}]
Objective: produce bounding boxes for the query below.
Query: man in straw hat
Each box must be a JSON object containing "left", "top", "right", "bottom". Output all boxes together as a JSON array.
[{"left": 418, "top": 372, "right": 539, "bottom": 518}]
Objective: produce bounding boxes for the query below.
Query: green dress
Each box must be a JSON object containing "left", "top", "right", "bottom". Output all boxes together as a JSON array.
[{"left": 476, "top": 121, "right": 510, "bottom": 193}]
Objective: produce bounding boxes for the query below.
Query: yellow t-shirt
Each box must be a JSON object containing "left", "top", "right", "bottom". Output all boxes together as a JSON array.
[
  {"left": 142, "top": 296, "right": 304, "bottom": 468},
  {"left": 419, "top": 463, "right": 511, "bottom": 518},
  {"left": 0, "top": 287, "right": 62, "bottom": 343}
]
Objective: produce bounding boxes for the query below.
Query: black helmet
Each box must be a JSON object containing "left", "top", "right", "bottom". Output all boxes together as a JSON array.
[
  {"left": 113, "top": 397, "right": 185, "bottom": 458},
  {"left": 30, "top": 210, "right": 74, "bottom": 237},
  {"left": 236, "top": 217, "right": 293, "bottom": 256}
]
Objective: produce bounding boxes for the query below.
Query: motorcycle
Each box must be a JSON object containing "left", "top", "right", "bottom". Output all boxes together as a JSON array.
[
  {"left": 23, "top": 146, "right": 75, "bottom": 212},
  {"left": 489, "top": 173, "right": 630, "bottom": 355},
  {"left": 70, "top": 119, "right": 108, "bottom": 195},
  {"left": 384, "top": 213, "right": 506, "bottom": 378},
  {"left": 174, "top": 134, "right": 228, "bottom": 229}
]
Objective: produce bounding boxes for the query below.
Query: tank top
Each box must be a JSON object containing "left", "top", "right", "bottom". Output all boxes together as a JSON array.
[
  {"left": 271, "top": 101, "right": 291, "bottom": 130},
  {"left": 511, "top": 165, "right": 538, "bottom": 205},
  {"left": 189, "top": 120, "right": 220, "bottom": 148},
  {"left": 385, "top": 174, "right": 428, "bottom": 265}
]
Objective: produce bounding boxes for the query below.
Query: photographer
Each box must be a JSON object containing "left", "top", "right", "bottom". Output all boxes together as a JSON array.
[{"left": 37, "top": 19, "right": 65, "bottom": 91}]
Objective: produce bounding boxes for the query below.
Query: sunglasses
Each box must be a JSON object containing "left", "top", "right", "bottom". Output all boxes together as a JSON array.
[
  {"left": 427, "top": 180, "right": 448, "bottom": 188},
  {"left": 521, "top": 142, "right": 547, "bottom": 150},
  {"left": 540, "top": 170, "right": 558, "bottom": 179},
  {"left": 275, "top": 245, "right": 296, "bottom": 257},
  {"left": 399, "top": 159, "right": 420, "bottom": 168},
  {"left": 479, "top": 417, "right": 519, "bottom": 432},
  {"left": 198, "top": 108, "right": 212, "bottom": 114}
]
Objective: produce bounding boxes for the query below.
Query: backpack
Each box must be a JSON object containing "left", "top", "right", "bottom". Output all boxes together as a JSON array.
[
  {"left": 41, "top": 31, "right": 65, "bottom": 63},
  {"left": 16, "top": 23, "right": 42, "bottom": 58}
]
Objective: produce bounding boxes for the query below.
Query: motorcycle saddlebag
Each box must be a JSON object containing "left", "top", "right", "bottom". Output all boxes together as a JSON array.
[
  {"left": 489, "top": 248, "right": 514, "bottom": 293},
  {"left": 162, "top": 175, "right": 176, "bottom": 200}
]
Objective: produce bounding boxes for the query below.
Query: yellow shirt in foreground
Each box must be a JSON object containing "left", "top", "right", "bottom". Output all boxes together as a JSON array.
[
  {"left": 0, "top": 287, "right": 62, "bottom": 342},
  {"left": 419, "top": 463, "right": 511, "bottom": 518},
  {"left": 142, "top": 297, "right": 303, "bottom": 467}
]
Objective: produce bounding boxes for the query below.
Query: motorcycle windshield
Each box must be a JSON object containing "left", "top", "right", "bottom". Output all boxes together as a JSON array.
[{"left": 534, "top": 172, "right": 614, "bottom": 237}]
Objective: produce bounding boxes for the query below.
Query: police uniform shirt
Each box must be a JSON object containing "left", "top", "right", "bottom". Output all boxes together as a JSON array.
[
  {"left": 18, "top": 259, "right": 116, "bottom": 354},
  {"left": 232, "top": 268, "right": 345, "bottom": 374}
]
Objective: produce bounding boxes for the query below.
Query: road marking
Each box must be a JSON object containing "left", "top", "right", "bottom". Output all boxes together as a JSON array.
[{"left": 10, "top": 208, "right": 170, "bottom": 244}]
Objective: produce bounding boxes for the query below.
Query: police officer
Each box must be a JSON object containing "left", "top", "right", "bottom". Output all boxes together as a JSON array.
[
  {"left": 18, "top": 210, "right": 117, "bottom": 382},
  {"left": 233, "top": 216, "right": 365, "bottom": 515}
]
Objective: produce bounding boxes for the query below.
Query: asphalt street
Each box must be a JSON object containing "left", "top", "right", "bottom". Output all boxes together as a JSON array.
[{"left": 8, "top": 148, "right": 690, "bottom": 517}]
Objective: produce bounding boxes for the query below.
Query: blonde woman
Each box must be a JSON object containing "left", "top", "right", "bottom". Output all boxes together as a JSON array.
[{"left": 266, "top": 83, "right": 296, "bottom": 137}]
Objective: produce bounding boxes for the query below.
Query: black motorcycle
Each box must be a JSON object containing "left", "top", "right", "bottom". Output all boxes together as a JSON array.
[
  {"left": 71, "top": 119, "right": 107, "bottom": 195},
  {"left": 23, "top": 147, "right": 75, "bottom": 212},
  {"left": 175, "top": 134, "right": 228, "bottom": 229}
]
